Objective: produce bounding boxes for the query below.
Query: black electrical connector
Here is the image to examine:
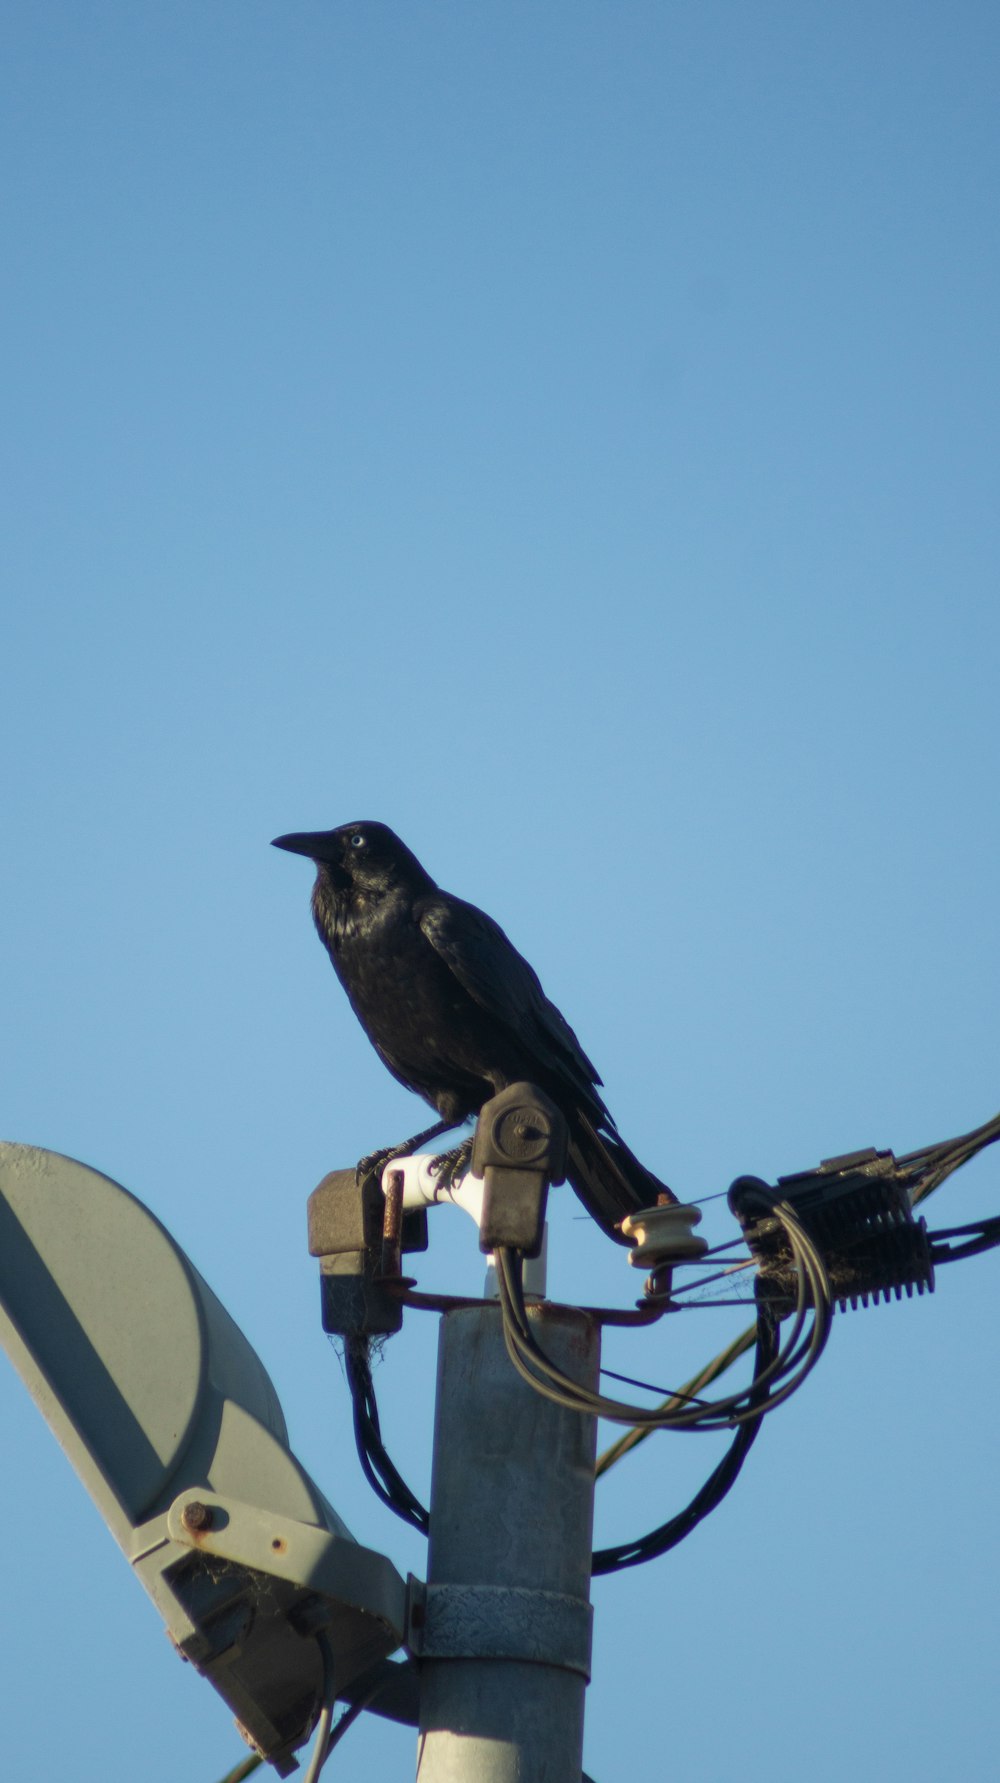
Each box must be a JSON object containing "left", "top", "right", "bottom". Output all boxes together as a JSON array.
[
  {"left": 319, "top": 1097, "right": 1000, "bottom": 1586},
  {"left": 593, "top": 1107, "right": 1000, "bottom": 1575},
  {"left": 307, "top": 1168, "right": 428, "bottom": 1338},
  {"left": 729, "top": 1151, "right": 935, "bottom": 1314},
  {"left": 727, "top": 1108, "right": 1000, "bottom": 1314},
  {"left": 305, "top": 1168, "right": 431, "bottom": 1530},
  {"left": 471, "top": 1081, "right": 568, "bottom": 1258}
]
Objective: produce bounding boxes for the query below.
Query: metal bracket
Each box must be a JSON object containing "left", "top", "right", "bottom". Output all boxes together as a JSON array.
[
  {"left": 472, "top": 1083, "right": 567, "bottom": 1258},
  {"left": 167, "top": 1490, "right": 407, "bottom": 1640},
  {"left": 406, "top": 1578, "right": 593, "bottom": 1679},
  {"left": 0, "top": 1143, "right": 411, "bottom": 1778}
]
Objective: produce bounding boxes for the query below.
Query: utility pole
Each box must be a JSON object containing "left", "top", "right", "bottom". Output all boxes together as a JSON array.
[
  {"left": 376, "top": 1082, "right": 598, "bottom": 1782},
  {"left": 414, "top": 1301, "right": 599, "bottom": 1783},
  {"left": 309, "top": 1080, "right": 603, "bottom": 1779},
  {"left": 6, "top": 1098, "right": 1000, "bottom": 1776}
]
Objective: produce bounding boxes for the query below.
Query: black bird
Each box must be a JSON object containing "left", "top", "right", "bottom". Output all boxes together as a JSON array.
[{"left": 272, "top": 821, "right": 674, "bottom": 1242}]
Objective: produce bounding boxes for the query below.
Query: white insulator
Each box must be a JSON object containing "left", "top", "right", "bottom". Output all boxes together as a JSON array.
[
  {"left": 380, "top": 1155, "right": 486, "bottom": 1227},
  {"left": 621, "top": 1203, "right": 709, "bottom": 1268},
  {"left": 382, "top": 1156, "right": 547, "bottom": 1295}
]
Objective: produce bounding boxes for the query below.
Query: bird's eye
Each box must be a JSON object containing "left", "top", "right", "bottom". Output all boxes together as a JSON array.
[{"left": 350, "top": 833, "right": 365, "bottom": 848}]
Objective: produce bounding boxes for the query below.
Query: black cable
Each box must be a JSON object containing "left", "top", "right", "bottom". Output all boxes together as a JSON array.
[
  {"left": 592, "top": 1309, "right": 778, "bottom": 1574},
  {"left": 902, "top": 1107, "right": 1000, "bottom": 1205},
  {"left": 341, "top": 1108, "right": 1000, "bottom": 1575},
  {"left": 494, "top": 1200, "right": 831, "bottom": 1433},
  {"left": 344, "top": 1339, "right": 429, "bottom": 1535},
  {"left": 350, "top": 1349, "right": 428, "bottom": 1532},
  {"left": 599, "top": 1365, "right": 714, "bottom": 1405},
  {"left": 929, "top": 1214, "right": 1000, "bottom": 1263}
]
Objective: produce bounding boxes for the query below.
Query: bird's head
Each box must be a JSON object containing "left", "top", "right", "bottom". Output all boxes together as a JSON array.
[{"left": 271, "top": 821, "right": 434, "bottom": 895}]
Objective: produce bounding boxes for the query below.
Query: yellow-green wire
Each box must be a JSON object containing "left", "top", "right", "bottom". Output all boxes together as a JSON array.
[
  {"left": 595, "top": 1322, "right": 757, "bottom": 1477},
  {"left": 214, "top": 1757, "right": 262, "bottom": 1783},
  {"left": 596, "top": 1120, "right": 985, "bottom": 1479}
]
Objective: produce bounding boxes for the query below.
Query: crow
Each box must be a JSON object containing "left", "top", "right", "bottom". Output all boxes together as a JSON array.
[{"left": 272, "top": 820, "right": 674, "bottom": 1241}]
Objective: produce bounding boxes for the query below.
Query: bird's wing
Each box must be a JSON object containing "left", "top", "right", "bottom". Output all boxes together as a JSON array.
[{"left": 415, "top": 893, "right": 604, "bottom": 1097}]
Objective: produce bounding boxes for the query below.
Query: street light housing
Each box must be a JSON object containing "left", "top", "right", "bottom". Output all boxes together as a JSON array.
[{"left": 0, "top": 1143, "right": 407, "bottom": 1776}]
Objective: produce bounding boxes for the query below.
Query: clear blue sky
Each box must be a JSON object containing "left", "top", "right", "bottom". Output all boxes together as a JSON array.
[{"left": 2, "top": 5, "right": 998, "bottom": 1780}]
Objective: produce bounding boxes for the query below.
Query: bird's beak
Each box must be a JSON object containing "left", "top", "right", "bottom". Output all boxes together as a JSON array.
[{"left": 272, "top": 831, "right": 330, "bottom": 859}]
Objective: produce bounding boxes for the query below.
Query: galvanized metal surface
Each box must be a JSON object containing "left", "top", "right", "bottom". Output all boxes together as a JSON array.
[
  {"left": 0, "top": 1142, "right": 407, "bottom": 1776},
  {"left": 416, "top": 1302, "right": 599, "bottom": 1783},
  {"left": 408, "top": 1580, "right": 593, "bottom": 1677}
]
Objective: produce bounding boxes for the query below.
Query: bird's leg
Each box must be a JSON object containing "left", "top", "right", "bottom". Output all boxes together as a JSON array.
[
  {"left": 427, "top": 1137, "right": 475, "bottom": 1190},
  {"left": 355, "top": 1118, "right": 456, "bottom": 1185}
]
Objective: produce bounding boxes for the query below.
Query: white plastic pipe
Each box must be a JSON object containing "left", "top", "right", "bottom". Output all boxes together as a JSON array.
[{"left": 380, "top": 1156, "right": 547, "bottom": 1297}]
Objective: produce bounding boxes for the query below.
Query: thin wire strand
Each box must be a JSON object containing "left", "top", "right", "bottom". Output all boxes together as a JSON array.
[
  {"left": 596, "top": 1324, "right": 757, "bottom": 1476},
  {"left": 599, "top": 1365, "right": 714, "bottom": 1404},
  {"left": 592, "top": 1312, "right": 778, "bottom": 1573},
  {"left": 668, "top": 1259, "right": 757, "bottom": 1297},
  {"left": 495, "top": 1206, "right": 832, "bottom": 1434}
]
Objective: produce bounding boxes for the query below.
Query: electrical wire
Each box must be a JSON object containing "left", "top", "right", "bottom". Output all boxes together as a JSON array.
[
  {"left": 213, "top": 1755, "right": 262, "bottom": 1782},
  {"left": 208, "top": 1658, "right": 392, "bottom": 1783},
  {"left": 344, "top": 1338, "right": 429, "bottom": 1534},
  {"left": 301, "top": 1702, "right": 335, "bottom": 1783},
  {"left": 595, "top": 1324, "right": 758, "bottom": 1476},
  {"left": 299, "top": 1634, "right": 337, "bottom": 1783},
  {"left": 589, "top": 1112, "right": 1000, "bottom": 1571},
  {"left": 323, "top": 1696, "right": 372, "bottom": 1762},
  {"left": 494, "top": 1195, "right": 832, "bottom": 1433},
  {"left": 592, "top": 1310, "right": 778, "bottom": 1573},
  {"left": 928, "top": 1214, "right": 1000, "bottom": 1263},
  {"left": 338, "top": 1105, "right": 1000, "bottom": 1589},
  {"left": 667, "top": 1259, "right": 757, "bottom": 1298},
  {"left": 301, "top": 1646, "right": 394, "bottom": 1783},
  {"left": 339, "top": 1200, "right": 833, "bottom": 1593},
  {"left": 901, "top": 1107, "right": 1000, "bottom": 1205},
  {"left": 598, "top": 1365, "right": 714, "bottom": 1404},
  {"left": 300, "top": 1692, "right": 384, "bottom": 1782}
]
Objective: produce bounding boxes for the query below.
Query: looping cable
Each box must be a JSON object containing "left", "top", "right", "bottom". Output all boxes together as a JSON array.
[{"left": 494, "top": 1194, "right": 832, "bottom": 1434}]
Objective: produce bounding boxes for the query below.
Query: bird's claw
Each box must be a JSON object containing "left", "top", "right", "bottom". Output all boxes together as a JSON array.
[
  {"left": 428, "top": 1139, "right": 474, "bottom": 1190},
  {"left": 355, "top": 1147, "right": 395, "bottom": 1186},
  {"left": 354, "top": 1119, "right": 457, "bottom": 1187}
]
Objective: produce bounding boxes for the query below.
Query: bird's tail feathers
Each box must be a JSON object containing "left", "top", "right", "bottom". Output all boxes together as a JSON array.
[{"left": 566, "top": 1112, "right": 677, "bottom": 1244}]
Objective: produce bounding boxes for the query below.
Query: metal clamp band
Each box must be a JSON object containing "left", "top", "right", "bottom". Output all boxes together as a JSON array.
[{"left": 407, "top": 1580, "right": 593, "bottom": 1679}]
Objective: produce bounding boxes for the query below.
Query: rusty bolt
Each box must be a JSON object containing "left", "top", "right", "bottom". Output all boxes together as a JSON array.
[
  {"left": 381, "top": 1169, "right": 404, "bottom": 1277},
  {"left": 181, "top": 1500, "right": 214, "bottom": 1533}
]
